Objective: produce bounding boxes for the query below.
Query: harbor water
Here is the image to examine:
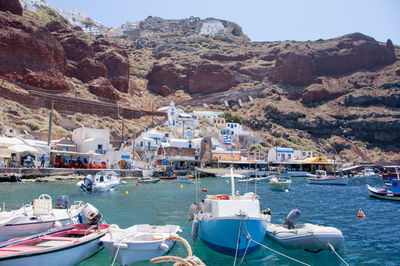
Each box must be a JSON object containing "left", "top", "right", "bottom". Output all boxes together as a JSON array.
[{"left": 0, "top": 177, "right": 398, "bottom": 265}]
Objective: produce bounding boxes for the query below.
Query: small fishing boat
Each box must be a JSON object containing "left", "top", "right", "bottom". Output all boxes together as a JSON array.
[
  {"left": 367, "top": 179, "right": 400, "bottom": 201},
  {"left": 101, "top": 224, "right": 181, "bottom": 265},
  {"left": 266, "top": 209, "right": 344, "bottom": 252},
  {"left": 353, "top": 168, "right": 381, "bottom": 179},
  {"left": 77, "top": 171, "right": 125, "bottom": 192},
  {"left": 189, "top": 168, "right": 270, "bottom": 257},
  {"left": 269, "top": 176, "right": 292, "bottom": 190},
  {"left": 237, "top": 176, "right": 269, "bottom": 183},
  {"left": 159, "top": 176, "right": 177, "bottom": 180},
  {"left": 307, "top": 170, "right": 349, "bottom": 186},
  {"left": 0, "top": 195, "right": 84, "bottom": 242},
  {"left": 0, "top": 204, "right": 109, "bottom": 266},
  {"left": 137, "top": 178, "right": 160, "bottom": 184}
]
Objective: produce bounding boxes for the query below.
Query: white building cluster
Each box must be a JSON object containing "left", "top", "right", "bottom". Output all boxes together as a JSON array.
[{"left": 200, "top": 20, "right": 225, "bottom": 35}]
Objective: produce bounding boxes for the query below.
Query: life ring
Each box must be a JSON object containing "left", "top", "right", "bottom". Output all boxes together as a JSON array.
[
  {"left": 393, "top": 181, "right": 398, "bottom": 187},
  {"left": 215, "top": 194, "right": 230, "bottom": 200}
]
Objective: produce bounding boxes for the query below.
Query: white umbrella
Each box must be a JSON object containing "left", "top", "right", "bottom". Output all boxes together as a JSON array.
[{"left": 8, "top": 144, "right": 39, "bottom": 153}]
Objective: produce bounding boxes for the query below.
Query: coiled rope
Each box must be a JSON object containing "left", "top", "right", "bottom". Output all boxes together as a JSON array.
[{"left": 150, "top": 235, "right": 205, "bottom": 266}]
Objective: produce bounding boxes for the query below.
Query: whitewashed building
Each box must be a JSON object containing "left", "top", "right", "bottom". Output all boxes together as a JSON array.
[
  {"left": 200, "top": 20, "right": 224, "bottom": 35},
  {"left": 72, "top": 127, "right": 111, "bottom": 154},
  {"left": 268, "top": 147, "right": 295, "bottom": 163},
  {"left": 193, "top": 110, "right": 223, "bottom": 124}
]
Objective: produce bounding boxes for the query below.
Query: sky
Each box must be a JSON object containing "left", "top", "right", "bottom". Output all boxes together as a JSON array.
[{"left": 46, "top": 0, "right": 400, "bottom": 44}]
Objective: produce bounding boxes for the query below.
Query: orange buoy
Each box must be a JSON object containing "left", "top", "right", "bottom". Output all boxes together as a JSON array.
[
  {"left": 136, "top": 182, "right": 139, "bottom": 187},
  {"left": 202, "top": 188, "right": 207, "bottom": 192},
  {"left": 356, "top": 208, "right": 366, "bottom": 218}
]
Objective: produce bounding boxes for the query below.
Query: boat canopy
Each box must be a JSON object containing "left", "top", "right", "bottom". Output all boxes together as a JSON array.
[{"left": 304, "top": 157, "right": 328, "bottom": 163}]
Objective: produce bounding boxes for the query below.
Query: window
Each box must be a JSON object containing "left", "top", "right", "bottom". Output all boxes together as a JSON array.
[
  {"left": 140, "top": 141, "right": 143, "bottom": 147},
  {"left": 204, "top": 139, "right": 208, "bottom": 144},
  {"left": 288, "top": 154, "right": 291, "bottom": 159},
  {"left": 98, "top": 144, "right": 103, "bottom": 150},
  {"left": 302, "top": 152, "right": 306, "bottom": 156},
  {"left": 231, "top": 131, "right": 234, "bottom": 135}
]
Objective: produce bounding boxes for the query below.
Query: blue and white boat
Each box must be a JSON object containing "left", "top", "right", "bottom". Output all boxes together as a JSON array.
[{"left": 189, "top": 168, "right": 270, "bottom": 257}]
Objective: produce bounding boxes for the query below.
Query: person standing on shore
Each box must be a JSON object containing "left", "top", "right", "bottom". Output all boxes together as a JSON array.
[{"left": 40, "top": 154, "right": 46, "bottom": 168}]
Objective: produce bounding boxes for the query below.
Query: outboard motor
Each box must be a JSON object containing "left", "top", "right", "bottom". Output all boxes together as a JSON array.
[
  {"left": 82, "top": 203, "right": 102, "bottom": 225},
  {"left": 56, "top": 195, "right": 69, "bottom": 209},
  {"left": 81, "top": 175, "right": 94, "bottom": 192},
  {"left": 283, "top": 209, "right": 301, "bottom": 229}
]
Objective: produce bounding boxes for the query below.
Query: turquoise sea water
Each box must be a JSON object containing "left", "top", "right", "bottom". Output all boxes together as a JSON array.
[{"left": 0, "top": 177, "right": 399, "bottom": 265}]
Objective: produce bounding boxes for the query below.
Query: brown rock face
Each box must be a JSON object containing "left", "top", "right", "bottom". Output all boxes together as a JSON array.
[
  {"left": 72, "top": 58, "right": 107, "bottom": 83},
  {"left": 0, "top": 12, "right": 71, "bottom": 91},
  {"left": 271, "top": 33, "right": 396, "bottom": 86},
  {"left": 146, "top": 64, "right": 185, "bottom": 95},
  {"left": 147, "top": 62, "right": 233, "bottom": 96},
  {"left": 95, "top": 49, "right": 130, "bottom": 92},
  {"left": 88, "top": 78, "right": 120, "bottom": 101},
  {"left": 272, "top": 52, "right": 316, "bottom": 86},
  {"left": 0, "top": 0, "right": 22, "bottom": 16},
  {"left": 301, "top": 84, "right": 332, "bottom": 103},
  {"left": 187, "top": 63, "right": 233, "bottom": 94}
]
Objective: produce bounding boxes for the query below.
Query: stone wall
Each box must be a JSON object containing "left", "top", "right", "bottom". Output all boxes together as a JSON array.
[{"left": 0, "top": 85, "right": 166, "bottom": 120}]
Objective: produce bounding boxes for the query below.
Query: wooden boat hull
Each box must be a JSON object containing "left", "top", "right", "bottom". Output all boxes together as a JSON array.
[
  {"left": 0, "top": 218, "right": 76, "bottom": 243},
  {"left": 308, "top": 177, "right": 349, "bottom": 186},
  {"left": 367, "top": 185, "right": 400, "bottom": 201},
  {"left": 0, "top": 224, "right": 109, "bottom": 266}
]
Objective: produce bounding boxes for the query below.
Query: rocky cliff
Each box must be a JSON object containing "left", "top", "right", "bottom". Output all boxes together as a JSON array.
[
  {"left": 0, "top": 1, "right": 129, "bottom": 97},
  {"left": 0, "top": 1, "right": 399, "bottom": 160}
]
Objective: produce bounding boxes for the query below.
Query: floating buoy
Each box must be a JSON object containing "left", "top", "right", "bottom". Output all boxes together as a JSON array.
[
  {"left": 180, "top": 185, "right": 183, "bottom": 189},
  {"left": 202, "top": 188, "right": 207, "bottom": 192},
  {"left": 161, "top": 181, "right": 164, "bottom": 184},
  {"left": 136, "top": 182, "right": 139, "bottom": 187},
  {"left": 356, "top": 208, "right": 366, "bottom": 218},
  {"left": 125, "top": 191, "right": 129, "bottom": 195}
]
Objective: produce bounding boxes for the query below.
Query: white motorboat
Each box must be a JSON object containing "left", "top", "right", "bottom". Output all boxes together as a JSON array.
[
  {"left": 237, "top": 176, "right": 269, "bottom": 183},
  {"left": 307, "top": 170, "right": 349, "bottom": 186},
  {"left": 0, "top": 194, "right": 84, "bottom": 242},
  {"left": 353, "top": 168, "right": 381, "bottom": 179},
  {"left": 101, "top": 224, "right": 181, "bottom": 265},
  {"left": 269, "top": 176, "right": 292, "bottom": 190},
  {"left": 266, "top": 209, "right": 344, "bottom": 252},
  {"left": 77, "top": 171, "right": 125, "bottom": 192},
  {"left": 138, "top": 178, "right": 160, "bottom": 184},
  {"left": 189, "top": 168, "right": 271, "bottom": 257}
]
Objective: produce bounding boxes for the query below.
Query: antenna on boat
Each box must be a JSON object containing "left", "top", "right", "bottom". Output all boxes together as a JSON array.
[{"left": 195, "top": 168, "right": 199, "bottom": 205}]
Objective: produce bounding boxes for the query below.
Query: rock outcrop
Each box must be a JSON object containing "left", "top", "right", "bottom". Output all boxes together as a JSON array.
[
  {"left": 0, "top": 11, "right": 71, "bottom": 91},
  {"left": 0, "top": 0, "right": 22, "bottom": 16},
  {"left": 146, "top": 62, "right": 233, "bottom": 95},
  {"left": 271, "top": 33, "right": 396, "bottom": 86},
  {"left": 88, "top": 77, "right": 120, "bottom": 101},
  {"left": 0, "top": 15, "right": 129, "bottom": 97}
]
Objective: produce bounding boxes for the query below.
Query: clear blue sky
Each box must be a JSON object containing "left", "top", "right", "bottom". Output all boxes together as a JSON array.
[{"left": 47, "top": 0, "right": 400, "bottom": 44}]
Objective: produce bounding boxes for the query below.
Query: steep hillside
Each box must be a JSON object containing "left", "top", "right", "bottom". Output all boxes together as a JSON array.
[{"left": 0, "top": 0, "right": 399, "bottom": 161}]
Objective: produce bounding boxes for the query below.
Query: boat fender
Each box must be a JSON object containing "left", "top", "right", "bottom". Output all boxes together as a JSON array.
[
  {"left": 188, "top": 203, "right": 198, "bottom": 221},
  {"left": 113, "top": 242, "right": 128, "bottom": 249},
  {"left": 159, "top": 242, "right": 170, "bottom": 251},
  {"left": 192, "top": 220, "right": 199, "bottom": 240}
]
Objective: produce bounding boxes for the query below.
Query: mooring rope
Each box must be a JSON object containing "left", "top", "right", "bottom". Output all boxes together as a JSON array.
[
  {"left": 241, "top": 219, "right": 310, "bottom": 266},
  {"left": 327, "top": 243, "right": 350, "bottom": 266}
]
